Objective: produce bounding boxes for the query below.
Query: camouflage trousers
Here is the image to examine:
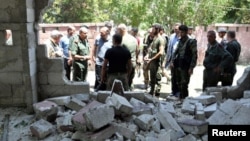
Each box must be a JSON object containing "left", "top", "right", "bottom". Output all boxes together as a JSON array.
[
  {"left": 176, "top": 68, "right": 191, "bottom": 99},
  {"left": 107, "top": 72, "right": 129, "bottom": 91},
  {"left": 148, "top": 60, "right": 161, "bottom": 95}
]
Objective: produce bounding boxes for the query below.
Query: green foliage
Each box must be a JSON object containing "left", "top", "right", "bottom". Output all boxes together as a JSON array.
[{"left": 42, "top": 0, "right": 250, "bottom": 28}]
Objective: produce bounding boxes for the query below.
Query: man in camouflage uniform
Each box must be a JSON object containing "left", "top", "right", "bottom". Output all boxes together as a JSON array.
[
  {"left": 203, "top": 30, "right": 233, "bottom": 91},
  {"left": 71, "top": 27, "right": 91, "bottom": 81},
  {"left": 145, "top": 23, "right": 164, "bottom": 96},
  {"left": 171, "top": 25, "right": 197, "bottom": 100},
  {"left": 221, "top": 31, "right": 241, "bottom": 86},
  {"left": 142, "top": 27, "right": 154, "bottom": 89}
]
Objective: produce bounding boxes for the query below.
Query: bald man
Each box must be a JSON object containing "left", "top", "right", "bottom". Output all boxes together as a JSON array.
[
  {"left": 203, "top": 30, "right": 233, "bottom": 91},
  {"left": 71, "top": 27, "right": 91, "bottom": 81},
  {"left": 92, "top": 27, "right": 112, "bottom": 91},
  {"left": 116, "top": 23, "right": 139, "bottom": 90}
]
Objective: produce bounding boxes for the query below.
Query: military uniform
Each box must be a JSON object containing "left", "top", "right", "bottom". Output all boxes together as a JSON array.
[
  {"left": 148, "top": 36, "right": 164, "bottom": 95},
  {"left": 122, "top": 34, "right": 138, "bottom": 89},
  {"left": 71, "top": 35, "right": 90, "bottom": 81},
  {"left": 203, "top": 41, "right": 233, "bottom": 91},
  {"left": 173, "top": 36, "right": 197, "bottom": 99},
  {"left": 142, "top": 34, "right": 153, "bottom": 87}
]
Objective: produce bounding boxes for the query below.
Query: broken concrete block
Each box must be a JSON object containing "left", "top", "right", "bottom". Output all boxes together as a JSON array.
[
  {"left": 130, "top": 98, "right": 152, "bottom": 116},
  {"left": 204, "top": 103, "right": 217, "bottom": 118},
  {"left": 89, "top": 91, "right": 98, "bottom": 100},
  {"left": 33, "top": 100, "right": 58, "bottom": 122},
  {"left": 191, "top": 95, "right": 216, "bottom": 106},
  {"left": 46, "top": 96, "right": 70, "bottom": 106},
  {"left": 209, "top": 92, "right": 223, "bottom": 103},
  {"left": 30, "top": 119, "right": 54, "bottom": 139},
  {"left": 56, "top": 115, "right": 74, "bottom": 133},
  {"left": 243, "top": 90, "right": 250, "bottom": 99},
  {"left": 202, "top": 134, "right": 208, "bottom": 141},
  {"left": 65, "top": 97, "right": 86, "bottom": 112},
  {"left": 112, "top": 122, "right": 138, "bottom": 140},
  {"left": 156, "top": 111, "right": 185, "bottom": 138},
  {"left": 177, "top": 118, "right": 208, "bottom": 135},
  {"left": 133, "top": 105, "right": 153, "bottom": 116},
  {"left": 181, "top": 98, "right": 198, "bottom": 114},
  {"left": 152, "top": 118, "right": 161, "bottom": 133},
  {"left": 71, "top": 93, "right": 90, "bottom": 103},
  {"left": 145, "top": 136, "right": 158, "bottom": 141},
  {"left": 123, "top": 91, "right": 145, "bottom": 101},
  {"left": 110, "top": 93, "right": 133, "bottom": 115},
  {"left": 111, "top": 79, "right": 124, "bottom": 95},
  {"left": 205, "top": 86, "right": 228, "bottom": 98},
  {"left": 194, "top": 102, "right": 205, "bottom": 120},
  {"left": 178, "top": 134, "right": 197, "bottom": 141},
  {"left": 158, "top": 101, "right": 176, "bottom": 117},
  {"left": 97, "top": 91, "right": 111, "bottom": 103},
  {"left": 238, "top": 98, "right": 250, "bottom": 108},
  {"left": 71, "top": 125, "right": 116, "bottom": 141},
  {"left": 71, "top": 100, "right": 103, "bottom": 131},
  {"left": 134, "top": 114, "right": 155, "bottom": 131},
  {"left": 144, "top": 93, "right": 160, "bottom": 104},
  {"left": 130, "top": 97, "right": 146, "bottom": 106},
  {"left": 157, "top": 131, "right": 170, "bottom": 141},
  {"left": 84, "top": 104, "right": 115, "bottom": 131},
  {"left": 207, "top": 99, "right": 250, "bottom": 124}
]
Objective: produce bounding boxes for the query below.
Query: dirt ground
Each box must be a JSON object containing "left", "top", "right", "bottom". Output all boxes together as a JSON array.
[{"left": 0, "top": 65, "right": 248, "bottom": 141}]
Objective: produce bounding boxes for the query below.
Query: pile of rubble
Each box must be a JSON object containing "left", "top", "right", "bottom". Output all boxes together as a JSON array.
[{"left": 25, "top": 67, "right": 250, "bottom": 140}]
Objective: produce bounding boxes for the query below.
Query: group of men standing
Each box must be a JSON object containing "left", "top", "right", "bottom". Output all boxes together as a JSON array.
[
  {"left": 142, "top": 23, "right": 241, "bottom": 102},
  {"left": 45, "top": 22, "right": 241, "bottom": 102}
]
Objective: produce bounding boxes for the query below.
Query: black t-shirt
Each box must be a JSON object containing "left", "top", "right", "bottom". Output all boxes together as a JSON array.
[{"left": 105, "top": 45, "right": 131, "bottom": 73}]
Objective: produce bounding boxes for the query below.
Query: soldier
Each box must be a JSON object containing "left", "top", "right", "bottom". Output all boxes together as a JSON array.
[
  {"left": 144, "top": 23, "right": 164, "bottom": 96},
  {"left": 203, "top": 30, "right": 233, "bottom": 91},
  {"left": 116, "top": 23, "right": 139, "bottom": 90},
  {"left": 221, "top": 31, "right": 241, "bottom": 86},
  {"left": 71, "top": 27, "right": 91, "bottom": 81},
  {"left": 142, "top": 27, "right": 154, "bottom": 89},
  {"left": 171, "top": 25, "right": 197, "bottom": 100}
]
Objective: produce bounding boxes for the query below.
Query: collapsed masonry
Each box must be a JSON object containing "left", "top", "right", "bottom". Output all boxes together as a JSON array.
[{"left": 28, "top": 67, "right": 250, "bottom": 141}]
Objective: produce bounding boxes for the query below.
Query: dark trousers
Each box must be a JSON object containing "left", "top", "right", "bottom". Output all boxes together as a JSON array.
[
  {"left": 64, "top": 58, "right": 71, "bottom": 80},
  {"left": 171, "top": 67, "right": 180, "bottom": 96},
  {"left": 176, "top": 68, "right": 190, "bottom": 99},
  {"left": 94, "top": 65, "right": 102, "bottom": 89},
  {"left": 203, "top": 69, "right": 220, "bottom": 91}
]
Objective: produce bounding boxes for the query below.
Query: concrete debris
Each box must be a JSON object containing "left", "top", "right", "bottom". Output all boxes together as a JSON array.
[
  {"left": 84, "top": 104, "right": 115, "bottom": 131},
  {"left": 33, "top": 100, "right": 58, "bottom": 122},
  {"left": 177, "top": 118, "right": 208, "bottom": 135},
  {"left": 29, "top": 81, "right": 250, "bottom": 140},
  {"left": 108, "top": 93, "right": 133, "bottom": 115},
  {"left": 30, "top": 119, "right": 54, "bottom": 139},
  {"left": 65, "top": 97, "right": 86, "bottom": 112}
]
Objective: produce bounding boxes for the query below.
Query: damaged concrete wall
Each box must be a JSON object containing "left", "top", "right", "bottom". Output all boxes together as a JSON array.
[
  {"left": 0, "top": 0, "right": 37, "bottom": 110},
  {"left": 0, "top": 0, "right": 90, "bottom": 111},
  {"left": 36, "top": 45, "right": 89, "bottom": 100}
]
